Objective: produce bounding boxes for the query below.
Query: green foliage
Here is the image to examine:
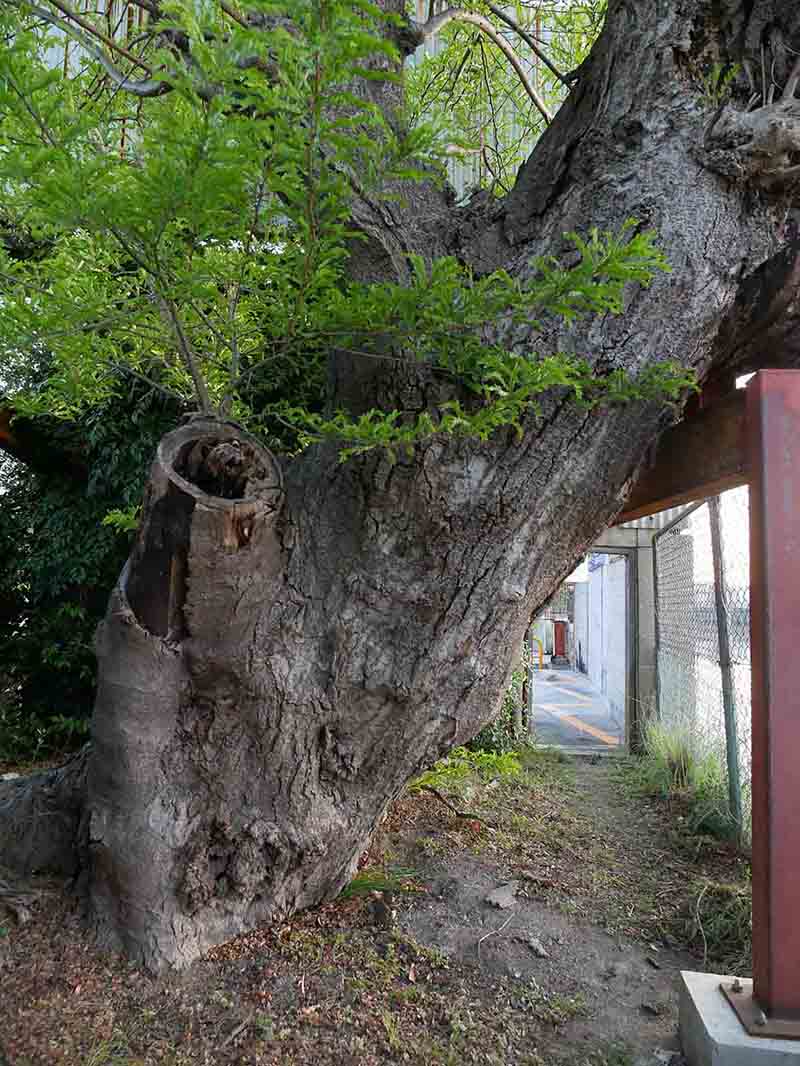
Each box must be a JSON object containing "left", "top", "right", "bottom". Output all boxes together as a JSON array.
[
  {"left": 410, "top": 745, "right": 522, "bottom": 792},
  {"left": 468, "top": 662, "right": 525, "bottom": 754},
  {"left": 1, "top": 2, "right": 690, "bottom": 462},
  {"left": 274, "top": 225, "right": 690, "bottom": 459},
  {"left": 339, "top": 865, "right": 420, "bottom": 899},
  {"left": 102, "top": 506, "right": 142, "bottom": 535},
  {"left": 700, "top": 62, "right": 741, "bottom": 107},
  {"left": 405, "top": 0, "right": 607, "bottom": 194},
  {"left": 0, "top": 388, "right": 177, "bottom": 759},
  {"left": 0, "top": 0, "right": 443, "bottom": 426},
  {"left": 622, "top": 719, "right": 737, "bottom": 841}
]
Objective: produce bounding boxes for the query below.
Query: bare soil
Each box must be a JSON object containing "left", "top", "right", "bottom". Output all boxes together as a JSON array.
[{"left": 0, "top": 751, "right": 749, "bottom": 1066}]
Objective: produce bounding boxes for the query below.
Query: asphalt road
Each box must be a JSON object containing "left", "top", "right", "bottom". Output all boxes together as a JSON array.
[{"left": 532, "top": 669, "right": 624, "bottom": 752}]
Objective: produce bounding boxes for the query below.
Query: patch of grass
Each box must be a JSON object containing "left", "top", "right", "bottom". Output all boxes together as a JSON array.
[
  {"left": 410, "top": 746, "right": 522, "bottom": 793},
  {"left": 339, "top": 864, "right": 420, "bottom": 900},
  {"left": 381, "top": 1010, "right": 403, "bottom": 1051},
  {"left": 84, "top": 1030, "right": 140, "bottom": 1066},
  {"left": 690, "top": 878, "right": 752, "bottom": 975},
  {"left": 512, "top": 980, "right": 586, "bottom": 1026},
  {"left": 579, "top": 1041, "right": 636, "bottom": 1066},
  {"left": 615, "top": 722, "right": 738, "bottom": 842}
]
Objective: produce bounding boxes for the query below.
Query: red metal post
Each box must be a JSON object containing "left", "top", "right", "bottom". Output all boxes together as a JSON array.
[{"left": 747, "top": 370, "right": 800, "bottom": 1021}]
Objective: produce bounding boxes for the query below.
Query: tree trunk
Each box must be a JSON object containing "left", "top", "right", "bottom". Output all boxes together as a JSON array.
[{"left": 3, "top": 0, "right": 800, "bottom": 969}]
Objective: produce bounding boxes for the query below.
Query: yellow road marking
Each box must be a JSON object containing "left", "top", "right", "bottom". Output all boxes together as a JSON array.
[
  {"left": 559, "top": 713, "right": 621, "bottom": 747},
  {"left": 547, "top": 684, "right": 594, "bottom": 701},
  {"left": 537, "top": 701, "right": 593, "bottom": 712}
]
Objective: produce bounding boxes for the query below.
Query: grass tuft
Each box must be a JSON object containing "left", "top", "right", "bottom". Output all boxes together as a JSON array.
[
  {"left": 689, "top": 878, "right": 751, "bottom": 975},
  {"left": 339, "top": 865, "right": 420, "bottom": 900}
]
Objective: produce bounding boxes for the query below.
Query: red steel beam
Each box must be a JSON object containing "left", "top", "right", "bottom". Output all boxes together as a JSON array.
[{"left": 748, "top": 370, "right": 800, "bottom": 1020}]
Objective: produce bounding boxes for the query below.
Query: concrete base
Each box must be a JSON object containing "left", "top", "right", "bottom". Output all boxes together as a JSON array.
[{"left": 679, "top": 972, "right": 800, "bottom": 1066}]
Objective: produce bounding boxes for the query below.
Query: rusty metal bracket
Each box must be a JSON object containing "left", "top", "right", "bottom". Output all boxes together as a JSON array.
[{"left": 722, "top": 980, "right": 800, "bottom": 1040}]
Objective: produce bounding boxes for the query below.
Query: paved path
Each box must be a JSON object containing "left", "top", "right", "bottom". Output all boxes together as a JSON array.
[{"left": 532, "top": 669, "right": 624, "bottom": 752}]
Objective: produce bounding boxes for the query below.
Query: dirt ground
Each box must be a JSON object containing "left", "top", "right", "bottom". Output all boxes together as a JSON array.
[{"left": 0, "top": 751, "right": 749, "bottom": 1066}]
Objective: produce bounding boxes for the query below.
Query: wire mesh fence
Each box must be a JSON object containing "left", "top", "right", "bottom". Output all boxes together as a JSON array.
[{"left": 653, "top": 488, "right": 752, "bottom": 838}]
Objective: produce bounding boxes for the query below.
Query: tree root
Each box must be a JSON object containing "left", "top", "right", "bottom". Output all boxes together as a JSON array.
[
  {"left": 0, "top": 874, "right": 37, "bottom": 926},
  {"left": 418, "top": 785, "right": 496, "bottom": 829},
  {"left": 0, "top": 745, "right": 89, "bottom": 878}
]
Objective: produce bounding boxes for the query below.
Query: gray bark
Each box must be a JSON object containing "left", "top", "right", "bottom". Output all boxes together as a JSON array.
[
  {"left": 0, "top": 745, "right": 89, "bottom": 876},
  {"left": 3, "top": 0, "right": 800, "bottom": 969}
]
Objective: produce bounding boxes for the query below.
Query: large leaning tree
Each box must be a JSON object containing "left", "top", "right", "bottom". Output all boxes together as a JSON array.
[{"left": 1, "top": 0, "right": 799, "bottom": 970}]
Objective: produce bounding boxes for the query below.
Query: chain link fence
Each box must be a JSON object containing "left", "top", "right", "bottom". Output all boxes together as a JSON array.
[{"left": 654, "top": 488, "right": 752, "bottom": 839}]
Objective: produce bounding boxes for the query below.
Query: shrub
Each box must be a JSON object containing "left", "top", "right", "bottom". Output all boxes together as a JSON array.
[{"left": 467, "top": 662, "right": 527, "bottom": 754}]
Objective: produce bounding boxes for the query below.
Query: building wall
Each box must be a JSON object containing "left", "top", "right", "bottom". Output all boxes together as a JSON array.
[
  {"left": 574, "top": 553, "right": 627, "bottom": 726},
  {"left": 604, "top": 555, "right": 627, "bottom": 727},
  {"left": 574, "top": 581, "right": 589, "bottom": 673}
]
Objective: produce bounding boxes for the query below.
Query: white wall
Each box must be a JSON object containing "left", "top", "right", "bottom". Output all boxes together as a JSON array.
[
  {"left": 604, "top": 556, "right": 627, "bottom": 726},
  {"left": 573, "top": 554, "right": 627, "bottom": 725},
  {"left": 574, "top": 580, "right": 589, "bottom": 673}
]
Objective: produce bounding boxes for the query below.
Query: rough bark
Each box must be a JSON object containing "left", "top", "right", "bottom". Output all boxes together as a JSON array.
[
  {"left": 3, "top": 0, "right": 800, "bottom": 970},
  {"left": 0, "top": 745, "right": 89, "bottom": 876}
]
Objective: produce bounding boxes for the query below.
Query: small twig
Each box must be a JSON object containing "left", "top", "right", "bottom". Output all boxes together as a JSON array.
[
  {"left": 477, "top": 912, "right": 515, "bottom": 956},
  {"left": 219, "top": 0, "right": 249, "bottom": 29},
  {"left": 694, "top": 882, "right": 710, "bottom": 968},
  {"left": 38, "top": 0, "right": 154, "bottom": 73},
  {"left": 419, "top": 8, "right": 553, "bottom": 124},
  {"left": 418, "top": 785, "right": 495, "bottom": 828},
  {"left": 485, "top": 2, "right": 569, "bottom": 87},
  {"left": 219, "top": 1010, "right": 255, "bottom": 1050},
  {"left": 782, "top": 55, "right": 800, "bottom": 101}
]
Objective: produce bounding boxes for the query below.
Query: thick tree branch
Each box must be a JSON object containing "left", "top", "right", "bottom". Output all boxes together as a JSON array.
[
  {"left": 0, "top": 404, "right": 88, "bottom": 482},
  {"left": 22, "top": 2, "right": 171, "bottom": 97}
]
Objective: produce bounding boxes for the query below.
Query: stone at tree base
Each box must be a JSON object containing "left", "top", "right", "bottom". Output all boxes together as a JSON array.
[
  {"left": 484, "top": 882, "right": 519, "bottom": 909},
  {"left": 527, "top": 935, "right": 549, "bottom": 958}
]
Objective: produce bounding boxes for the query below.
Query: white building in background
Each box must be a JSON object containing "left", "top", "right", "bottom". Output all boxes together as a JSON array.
[{"left": 573, "top": 553, "right": 627, "bottom": 731}]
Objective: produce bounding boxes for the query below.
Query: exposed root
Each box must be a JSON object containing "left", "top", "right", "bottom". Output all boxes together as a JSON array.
[
  {"left": 0, "top": 746, "right": 89, "bottom": 878},
  {"left": 418, "top": 785, "right": 496, "bottom": 829}
]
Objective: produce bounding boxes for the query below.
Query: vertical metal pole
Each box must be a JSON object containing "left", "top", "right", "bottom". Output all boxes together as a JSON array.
[
  {"left": 747, "top": 370, "right": 800, "bottom": 1021},
  {"left": 708, "top": 495, "right": 743, "bottom": 837}
]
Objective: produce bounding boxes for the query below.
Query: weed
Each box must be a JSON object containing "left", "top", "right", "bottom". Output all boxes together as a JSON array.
[
  {"left": 410, "top": 747, "right": 522, "bottom": 794},
  {"left": 392, "top": 931, "right": 449, "bottom": 969},
  {"left": 617, "top": 721, "right": 738, "bottom": 842},
  {"left": 513, "top": 979, "right": 586, "bottom": 1026},
  {"left": 699, "top": 62, "right": 741, "bottom": 107},
  {"left": 581, "top": 1041, "right": 636, "bottom": 1066},
  {"left": 254, "top": 1011, "right": 274, "bottom": 1040},
  {"left": 381, "top": 1010, "right": 402, "bottom": 1051},
  {"left": 210, "top": 988, "right": 234, "bottom": 1009},
  {"left": 339, "top": 864, "right": 420, "bottom": 900},
  {"left": 690, "top": 878, "right": 751, "bottom": 974},
  {"left": 84, "top": 1031, "right": 138, "bottom": 1066}
]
